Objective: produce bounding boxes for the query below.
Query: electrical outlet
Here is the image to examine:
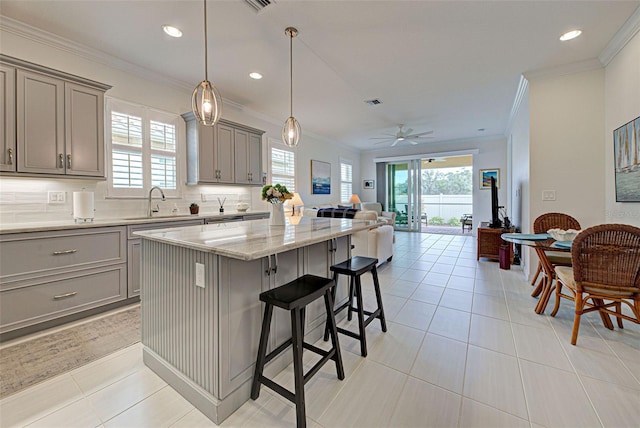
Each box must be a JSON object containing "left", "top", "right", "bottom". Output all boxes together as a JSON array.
[
  {"left": 47, "top": 191, "right": 66, "bottom": 204},
  {"left": 542, "top": 190, "right": 556, "bottom": 201},
  {"left": 195, "top": 262, "right": 205, "bottom": 288}
]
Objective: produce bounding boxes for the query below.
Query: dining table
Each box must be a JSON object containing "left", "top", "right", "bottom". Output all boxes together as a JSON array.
[{"left": 501, "top": 233, "right": 572, "bottom": 314}]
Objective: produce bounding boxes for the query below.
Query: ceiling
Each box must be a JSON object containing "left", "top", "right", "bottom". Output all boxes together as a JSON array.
[{"left": 1, "top": 1, "right": 638, "bottom": 151}]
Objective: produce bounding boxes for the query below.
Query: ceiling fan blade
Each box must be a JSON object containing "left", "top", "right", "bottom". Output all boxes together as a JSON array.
[
  {"left": 407, "top": 130, "right": 434, "bottom": 138},
  {"left": 374, "top": 140, "right": 392, "bottom": 145},
  {"left": 403, "top": 127, "right": 413, "bottom": 136},
  {"left": 409, "top": 140, "right": 418, "bottom": 145},
  {"left": 391, "top": 139, "right": 400, "bottom": 147}
]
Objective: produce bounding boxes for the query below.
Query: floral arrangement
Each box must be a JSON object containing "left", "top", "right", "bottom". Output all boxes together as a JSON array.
[{"left": 262, "top": 184, "right": 293, "bottom": 204}]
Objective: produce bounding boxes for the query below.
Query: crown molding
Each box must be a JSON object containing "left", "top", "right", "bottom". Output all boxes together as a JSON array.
[
  {"left": 599, "top": 5, "right": 640, "bottom": 66},
  {"left": 523, "top": 58, "right": 603, "bottom": 81},
  {"left": 504, "top": 75, "right": 529, "bottom": 137},
  {"left": 0, "top": 15, "right": 193, "bottom": 92}
]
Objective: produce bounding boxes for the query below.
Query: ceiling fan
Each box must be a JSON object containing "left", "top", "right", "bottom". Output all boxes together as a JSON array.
[{"left": 370, "top": 124, "right": 434, "bottom": 147}]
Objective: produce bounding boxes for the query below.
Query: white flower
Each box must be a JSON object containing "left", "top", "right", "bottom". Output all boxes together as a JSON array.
[
  {"left": 266, "top": 188, "right": 274, "bottom": 196},
  {"left": 273, "top": 190, "right": 282, "bottom": 198}
]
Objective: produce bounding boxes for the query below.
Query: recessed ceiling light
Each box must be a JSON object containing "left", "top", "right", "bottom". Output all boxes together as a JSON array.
[
  {"left": 560, "top": 30, "right": 582, "bottom": 41},
  {"left": 162, "top": 25, "right": 183, "bottom": 38},
  {"left": 249, "top": 72, "right": 263, "bottom": 80}
]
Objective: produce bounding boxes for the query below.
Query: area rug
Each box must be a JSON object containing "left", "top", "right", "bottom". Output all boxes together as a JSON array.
[{"left": 0, "top": 305, "right": 140, "bottom": 399}]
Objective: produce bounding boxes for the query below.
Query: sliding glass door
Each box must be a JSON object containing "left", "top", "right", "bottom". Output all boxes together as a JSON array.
[{"left": 386, "top": 160, "right": 421, "bottom": 231}]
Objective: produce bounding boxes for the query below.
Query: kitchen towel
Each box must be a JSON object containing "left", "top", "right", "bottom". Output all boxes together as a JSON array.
[{"left": 73, "top": 191, "right": 94, "bottom": 220}]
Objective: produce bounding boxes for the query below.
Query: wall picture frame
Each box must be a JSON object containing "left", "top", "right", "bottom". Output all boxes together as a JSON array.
[
  {"left": 311, "top": 160, "right": 331, "bottom": 194},
  {"left": 613, "top": 115, "right": 640, "bottom": 202},
  {"left": 480, "top": 169, "right": 500, "bottom": 189},
  {"left": 363, "top": 179, "right": 375, "bottom": 189}
]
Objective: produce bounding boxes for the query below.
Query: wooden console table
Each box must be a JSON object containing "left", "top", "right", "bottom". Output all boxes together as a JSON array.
[{"left": 477, "top": 223, "right": 514, "bottom": 262}]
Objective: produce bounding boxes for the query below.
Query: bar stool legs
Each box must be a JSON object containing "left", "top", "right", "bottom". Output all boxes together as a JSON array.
[
  {"left": 324, "top": 257, "right": 387, "bottom": 357},
  {"left": 251, "top": 274, "right": 344, "bottom": 428}
]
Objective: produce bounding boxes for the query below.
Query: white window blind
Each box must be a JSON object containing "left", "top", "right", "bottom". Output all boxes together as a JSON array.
[
  {"left": 270, "top": 146, "right": 295, "bottom": 192},
  {"left": 107, "top": 98, "right": 180, "bottom": 198},
  {"left": 341, "top": 162, "right": 353, "bottom": 203}
]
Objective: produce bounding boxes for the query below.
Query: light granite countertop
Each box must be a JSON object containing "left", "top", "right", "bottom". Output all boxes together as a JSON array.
[
  {"left": 134, "top": 216, "right": 376, "bottom": 261},
  {"left": 0, "top": 210, "right": 269, "bottom": 234}
]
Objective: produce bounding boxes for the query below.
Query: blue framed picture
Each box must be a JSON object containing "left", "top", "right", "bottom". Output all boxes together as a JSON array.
[
  {"left": 311, "top": 160, "right": 331, "bottom": 194},
  {"left": 613, "top": 116, "right": 640, "bottom": 202}
]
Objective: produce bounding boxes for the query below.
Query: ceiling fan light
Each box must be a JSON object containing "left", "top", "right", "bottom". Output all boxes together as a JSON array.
[
  {"left": 192, "top": 80, "right": 222, "bottom": 126},
  {"left": 282, "top": 116, "right": 301, "bottom": 147}
]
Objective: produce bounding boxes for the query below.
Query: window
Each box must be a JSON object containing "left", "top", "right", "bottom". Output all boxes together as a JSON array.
[
  {"left": 340, "top": 161, "right": 353, "bottom": 203},
  {"left": 107, "top": 98, "right": 180, "bottom": 197},
  {"left": 270, "top": 145, "right": 296, "bottom": 192}
]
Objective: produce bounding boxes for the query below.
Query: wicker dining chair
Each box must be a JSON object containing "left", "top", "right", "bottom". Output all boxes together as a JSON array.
[
  {"left": 530, "top": 212, "right": 581, "bottom": 297},
  {"left": 554, "top": 224, "right": 640, "bottom": 345}
]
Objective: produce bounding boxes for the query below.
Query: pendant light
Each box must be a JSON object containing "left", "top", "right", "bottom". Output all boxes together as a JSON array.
[
  {"left": 191, "top": 0, "right": 222, "bottom": 126},
  {"left": 282, "top": 27, "right": 301, "bottom": 147}
]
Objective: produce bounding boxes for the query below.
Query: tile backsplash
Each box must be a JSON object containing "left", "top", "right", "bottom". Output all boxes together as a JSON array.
[{"left": 0, "top": 177, "right": 263, "bottom": 224}]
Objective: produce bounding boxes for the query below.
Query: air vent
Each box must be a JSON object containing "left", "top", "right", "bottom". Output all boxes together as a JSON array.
[
  {"left": 245, "top": 0, "right": 274, "bottom": 12},
  {"left": 365, "top": 99, "right": 382, "bottom": 106}
]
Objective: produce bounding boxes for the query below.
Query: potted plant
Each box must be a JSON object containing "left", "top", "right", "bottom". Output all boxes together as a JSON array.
[
  {"left": 262, "top": 184, "right": 292, "bottom": 226},
  {"left": 189, "top": 203, "right": 199, "bottom": 215}
]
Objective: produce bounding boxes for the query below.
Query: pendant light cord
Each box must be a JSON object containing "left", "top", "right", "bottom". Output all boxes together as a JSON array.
[
  {"left": 203, "top": 0, "right": 208, "bottom": 81},
  {"left": 289, "top": 30, "right": 293, "bottom": 117}
]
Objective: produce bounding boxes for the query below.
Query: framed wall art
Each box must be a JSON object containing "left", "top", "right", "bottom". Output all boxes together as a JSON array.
[
  {"left": 479, "top": 169, "right": 500, "bottom": 189},
  {"left": 613, "top": 115, "right": 640, "bottom": 202},
  {"left": 311, "top": 160, "right": 331, "bottom": 194},
  {"left": 363, "top": 180, "right": 375, "bottom": 189}
]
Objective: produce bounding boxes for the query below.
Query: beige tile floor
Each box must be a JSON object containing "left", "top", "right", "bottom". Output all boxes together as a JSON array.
[{"left": 1, "top": 232, "right": 639, "bottom": 427}]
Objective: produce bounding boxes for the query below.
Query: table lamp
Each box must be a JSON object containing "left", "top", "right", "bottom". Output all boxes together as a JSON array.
[
  {"left": 349, "top": 194, "right": 361, "bottom": 209},
  {"left": 288, "top": 192, "right": 304, "bottom": 216}
]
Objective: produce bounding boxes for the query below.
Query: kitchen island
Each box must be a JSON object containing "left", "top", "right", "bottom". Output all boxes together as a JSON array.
[{"left": 135, "top": 216, "right": 376, "bottom": 424}]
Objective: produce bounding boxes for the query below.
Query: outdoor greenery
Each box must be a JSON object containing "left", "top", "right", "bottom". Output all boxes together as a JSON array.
[
  {"left": 429, "top": 216, "right": 445, "bottom": 225},
  {"left": 422, "top": 168, "right": 472, "bottom": 195},
  {"left": 448, "top": 217, "right": 461, "bottom": 226}
]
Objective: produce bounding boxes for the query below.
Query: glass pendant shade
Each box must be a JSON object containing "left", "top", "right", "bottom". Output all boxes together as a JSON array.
[
  {"left": 192, "top": 80, "right": 222, "bottom": 126},
  {"left": 282, "top": 116, "right": 301, "bottom": 147}
]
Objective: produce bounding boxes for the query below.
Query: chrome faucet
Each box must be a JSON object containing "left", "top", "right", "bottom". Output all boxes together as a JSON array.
[{"left": 147, "top": 186, "right": 166, "bottom": 217}]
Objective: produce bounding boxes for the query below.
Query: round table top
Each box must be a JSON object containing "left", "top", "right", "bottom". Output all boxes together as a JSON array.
[{"left": 501, "top": 233, "right": 570, "bottom": 252}]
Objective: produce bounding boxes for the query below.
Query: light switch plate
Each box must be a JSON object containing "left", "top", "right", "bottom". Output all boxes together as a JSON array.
[
  {"left": 542, "top": 190, "right": 556, "bottom": 201},
  {"left": 47, "top": 191, "right": 66, "bottom": 204},
  {"left": 195, "top": 262, "right": 205, "bottom": 288}
]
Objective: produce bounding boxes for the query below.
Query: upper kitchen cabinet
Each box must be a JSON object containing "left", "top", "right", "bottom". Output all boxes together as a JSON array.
[
  {"left": 1, "top": 55, "right": 111, "bottom": 178},
  {"left": 0, "top": 63, "right": 16, "bottom": 172},
  {"left": 182, "top": 113, "right": 264, "bottom": 186}
]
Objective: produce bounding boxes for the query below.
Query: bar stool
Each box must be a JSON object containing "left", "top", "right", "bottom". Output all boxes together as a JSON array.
[
  {"left": 324, "top": 256, "right": 387, "bottom": 357},
  {"left": 251, "top": 274, "right": 344, "bottom": 428}
]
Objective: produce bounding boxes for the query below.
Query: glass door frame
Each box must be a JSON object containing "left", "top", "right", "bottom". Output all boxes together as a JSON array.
[{"left": 386, "top": 160, "right": 421, "bottom": 232}]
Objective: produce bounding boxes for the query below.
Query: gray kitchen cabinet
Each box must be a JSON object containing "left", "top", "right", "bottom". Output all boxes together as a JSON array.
[
  {"left": 0, "top": 226, "right": 127, "bottom": 336},
  {"left": 1, "top": 54, "right": 110, "bottom": 178},
  {"left": 183, "top": 113, "right": 264, "bottom": 186},
  {"left": 0, "top": 63, "right": 16, "bottom": 172},
  {"left": 235, "top": 130, "right": 262, "bottom": 185},
  {"left": 16, "top": 69, "right": 65, "bottom": 175},
  {"left": 216, "top": 123, "right": 235, "bottom": 183},
  {"left": 64, "top": 82, "right": 105, "bottom": 177},
  {"left": 127, "top": 219, "right": 204, "bottom": 298}
]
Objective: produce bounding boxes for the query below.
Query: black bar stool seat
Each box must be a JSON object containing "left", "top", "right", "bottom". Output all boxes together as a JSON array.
[
  {"left": 325, "top": 256, "right": 387, "bottom": 357},
  {"left": 251, "top": 274, "right": 344, "bottom": 428}
]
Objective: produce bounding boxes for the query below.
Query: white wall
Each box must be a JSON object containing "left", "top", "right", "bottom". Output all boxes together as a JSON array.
[
  {"left": 0, "top": 22, "right": 360, "bottom": 222},
  {"left": 359, "top": 137, "right": 508, "bottom": 234},
  {"left": 605, "top": 30, "right": 640, "bottom": 227},
  {"left": 529, "top": 68, "right": 607, "bottom": 230}
]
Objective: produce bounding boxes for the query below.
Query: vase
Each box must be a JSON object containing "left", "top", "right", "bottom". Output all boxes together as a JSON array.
[{"left": 270, "top": 203, "right": 286, "bottom": 226}]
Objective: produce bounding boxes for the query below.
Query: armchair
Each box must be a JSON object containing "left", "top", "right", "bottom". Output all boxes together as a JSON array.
[{"left": 360, "top": 202, "right": 396, "bottom": 228}]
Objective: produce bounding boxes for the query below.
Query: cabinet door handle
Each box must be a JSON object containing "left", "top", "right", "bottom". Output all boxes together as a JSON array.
[
  {"left": 7, "top": 148, "right": 13, "bottom": 165},
  {"left": 59, "top": 153, "right": 64, "bottom": 168},
  {"left": 265, "top": 255, "right": 271, "bottom": 276},
  {"left": 271, "top": 253, "right": 278, "bottom": 274},
  {"left": 52, "top": 249, "right": 77, "bottom": 255},
  {"left": 53, "top": 291, "right": 77, "bottom": 300},
  {"left": 248, "top": 173, "right": 252, "bottom": 182},
  {"left": 67, "top": 154, "right": 72, "bottom": 169}
]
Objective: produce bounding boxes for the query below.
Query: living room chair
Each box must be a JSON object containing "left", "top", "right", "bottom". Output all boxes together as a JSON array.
[
  {"left": 554, "top": 224, "right": 640, "bottom": 345},
  {"left": 531, "top": 212, "right": 581, "bottom": 297}
]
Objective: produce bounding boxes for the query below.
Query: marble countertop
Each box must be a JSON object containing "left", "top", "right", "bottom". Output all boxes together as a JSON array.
[
  {"left": 0, "top": 210, "right": 269, "bottom": 234},
  {"left": 134, "top": 217, "right": 376, "bottom": 261}
]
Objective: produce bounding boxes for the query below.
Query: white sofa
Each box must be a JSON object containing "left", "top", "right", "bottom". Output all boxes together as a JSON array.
[
  {"left": 303, "top": 207, "right": 394, "bottom": 266},
  {"left": 360, "top": 202, "right": 397, "bottom": 228}
]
